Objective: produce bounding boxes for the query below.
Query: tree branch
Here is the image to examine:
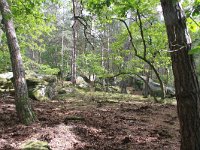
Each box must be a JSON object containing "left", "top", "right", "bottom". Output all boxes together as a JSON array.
[
  {"left": 189, "top": 16, "right": 200, "bottom": 28},
  {"left": 136, "top": 9, "right": 147, "bottom": 59},
  {"left": 74, "top": 16, "right": 95, "bottom": 50}
]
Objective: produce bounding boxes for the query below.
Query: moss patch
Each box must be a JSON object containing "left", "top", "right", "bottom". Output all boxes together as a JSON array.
[{"left": 21, "top": 140, "right": 50, "bottom": 150}]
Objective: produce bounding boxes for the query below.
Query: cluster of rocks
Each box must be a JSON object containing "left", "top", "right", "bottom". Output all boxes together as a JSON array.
[
  {"left": 0, "top": 71, "right": 58, "bottom": 101},
  {"left": 0, "top": 71, "right": 175, "bottom": 100}
]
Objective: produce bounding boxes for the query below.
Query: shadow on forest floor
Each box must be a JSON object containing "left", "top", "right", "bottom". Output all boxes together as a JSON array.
[{"left": 0, "top": 93, "right": 180, "bottom": 150}]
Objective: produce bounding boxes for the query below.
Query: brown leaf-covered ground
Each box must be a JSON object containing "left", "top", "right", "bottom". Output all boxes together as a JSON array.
[{"left": 0, "top": 93, "right": 180, "bottom": 150}]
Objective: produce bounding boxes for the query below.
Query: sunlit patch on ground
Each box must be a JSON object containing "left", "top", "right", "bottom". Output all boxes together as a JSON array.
[{"left": 19, "top": 124, "right": 85, "bottom": 150}]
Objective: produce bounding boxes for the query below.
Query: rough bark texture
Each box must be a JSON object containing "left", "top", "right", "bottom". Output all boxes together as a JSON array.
[
  {"left": 161, "top": 0, "right": 200, "bottom": 149},
  {"left": 0, "top": 0, "right": 36, "bottom": 125}
]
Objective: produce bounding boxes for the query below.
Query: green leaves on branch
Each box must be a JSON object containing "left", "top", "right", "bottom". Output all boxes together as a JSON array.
[
  {"left": 13, "top": 1, "right": 56, "bottom": 50},
  {"left": 189, "top": 46, "right": 200, "bottom": 54},
  {"left": 193, "top": 0, "right": 200, "bottom": 16}
]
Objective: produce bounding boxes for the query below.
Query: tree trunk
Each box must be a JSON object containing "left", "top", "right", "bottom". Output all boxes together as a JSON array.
[
  {"left": 143, "top": 69, "right": 150, "bottom": 98},
  {"left": 0, "top": 0, "right": 36, "bottom": 125},
  {"left": 71, "top": 0, "right": 77, "bottom": 85},
  {"left": 161, "top": 1, "right": 200, "bottom": 149},
  {"left": 60, "top": 5, "right": 65, "bottom": 82},
  {"left": 120, "top": 79, "right": 127, "bottom": 94},
  {"left": 101, "top": 44, "right": 106, "bottom": 90}
]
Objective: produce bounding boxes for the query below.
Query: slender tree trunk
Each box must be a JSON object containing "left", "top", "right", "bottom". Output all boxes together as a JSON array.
[
  {"left": 161, "top": 1, "right": 200, "bottom": 149},
  {"left": 0, "top": 0, "right": 36, "bottom": 125},
  {"left": 101, "top": 44, "right": 106, "bottom": 90},
  {"left": 71, "top": 0, "right": 77, "bottom": 84},
  {"left": 107, "top": 29, "right": 110, "bottom": 73},
  {"left": 120, "top": 80, "right": 127, "bottom": 94},
  {"left": 120, "top": 40, "right": 131, "bottom": 94},
  {"left": 143, "top": 68, "right": 150, "bottom": 98},
  {"left": 60, "top": 5, "right": 65, "bottom": 82},
  {"left": 61, "top": 32, "right": 64, "bottom": 80}
]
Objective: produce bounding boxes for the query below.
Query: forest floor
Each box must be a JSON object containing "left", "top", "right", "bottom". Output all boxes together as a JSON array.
[{"left": 0, "top": 91, "right": 180, "bottom": 150}]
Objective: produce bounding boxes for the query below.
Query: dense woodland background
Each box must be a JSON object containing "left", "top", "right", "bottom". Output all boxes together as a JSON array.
[{"left": 0, "top": 0, "right": 199, "bottom": 88}]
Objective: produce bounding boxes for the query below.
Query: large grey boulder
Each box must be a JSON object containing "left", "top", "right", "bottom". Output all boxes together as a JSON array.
[
  {"left": 136, "top": 76, "right": 175, "bottom": 97},
  {"left": 148, "top": 81, "right": 175, "bottom": 97},
  {"left": 166, "top": 86, "right": 175, "bottom": 97},
  {"left": 76, "top": 76, "right": 89, "bottom": 88}
]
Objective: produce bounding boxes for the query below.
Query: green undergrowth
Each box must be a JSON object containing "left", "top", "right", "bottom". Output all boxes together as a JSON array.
[{"left": 56, "top": 87, "right": 176, "bottom": 105}]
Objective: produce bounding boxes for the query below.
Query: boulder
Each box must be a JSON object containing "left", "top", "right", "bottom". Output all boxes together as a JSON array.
[
  {"left": 76, "top": 76, "right": 89, "bottom": 88},
  {"left": 0, "top": 77, "right": 7, "bottom": 85},
  {"left": 25, "top": 72, "right": 57, "bottom": 101},
  {"left": 56, "top": 86, "right": 76, "bottom": 95},
  {"left": 134, "top": 76, "right": 175, "bottom": 97},
  {"left": 166, "top": 86, "right": 175, "bottom": 97},
  {"left": 0, "top": 72, "right": 14, "bottom": 93},
  {"left": 0, "top": 72, "right": 13, "bottom": 79},
  {"left": 31, "top": 85, "right": 49, "bottom": 101}
]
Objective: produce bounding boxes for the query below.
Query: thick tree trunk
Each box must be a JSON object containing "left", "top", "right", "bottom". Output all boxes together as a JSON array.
[
  {"left": 0, "top": 0, "right": 36, "bottom": 125},
  {"left": 161, "top": 1, "right": 200, "bottom": 149}
]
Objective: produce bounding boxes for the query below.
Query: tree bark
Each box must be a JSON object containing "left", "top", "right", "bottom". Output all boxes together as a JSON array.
[
  {"left": 71, "top": 0, "right": 78, "bottom": 85},
  {"left": 0, "top": 0, "right": 36, "bottom": 125},
  {"left": 161, "top": 1, "right": 200, "bottom": 149},
  {"left": 143, "top": 69, "right": 150, "bottom": 98}
]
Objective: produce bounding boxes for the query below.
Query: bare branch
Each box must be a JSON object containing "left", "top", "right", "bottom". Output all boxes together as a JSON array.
[
  {"left": 74, "top": 16, "right": 95, "bottom": 50},
  {"left": 189, "top": 16, "right": 200, "bottom": 28}
]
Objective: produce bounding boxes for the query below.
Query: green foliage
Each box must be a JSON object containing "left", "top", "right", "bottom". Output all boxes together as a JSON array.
[
  {"left": 2, "top": 11, "right": 13, "bottom": 21},
  {"left": 189, "top": 46, "right": 200, "bottom": 54},
  {"left": 24, "top": 57, "right": 59, "bottom": 75},
  {"left": 80, "top": 0, "right": 171, "bottom": 87},
  {"left": 187, "top": 17, "right": 200, "bottom": 33},
  {"left": 0, "top": 0, "right": 59, "bottom": 73},
  {"left": 3, "top": 0, "right": 57, "bottom": 53},
  {"left": 11, "top": 1, "right": 56, "bottom": 52},
  {"left": 0, "top": 50, "right": 10, "bottom": 72},
  {"left": 38, "top": 64, "right": 60, "bottom": 75},
  {"left": 193, "top": 0, "right": 200, "bottom": 16},
  {"left": 77, "top": 53, "right": 107, "bottom": 77}
]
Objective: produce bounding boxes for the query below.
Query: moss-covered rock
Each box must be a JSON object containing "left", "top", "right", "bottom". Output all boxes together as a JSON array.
[
  {"left": 21, "top": 140, "right": 50, "bottom": 150},
  {"left": 0, "top": 77, "right": 7, "bottom": 85},
  {"left": 0, "top": 72, "right": 14, "bottom": 93},
  {"left": 42, "top": 75, "right": 57, "bottom": 83},
  {"left": 32, "top": 85, "right": 50, "bottom": 101},
  {"left": 0, "top": 72, "right": 57, "bottom": 100}
]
